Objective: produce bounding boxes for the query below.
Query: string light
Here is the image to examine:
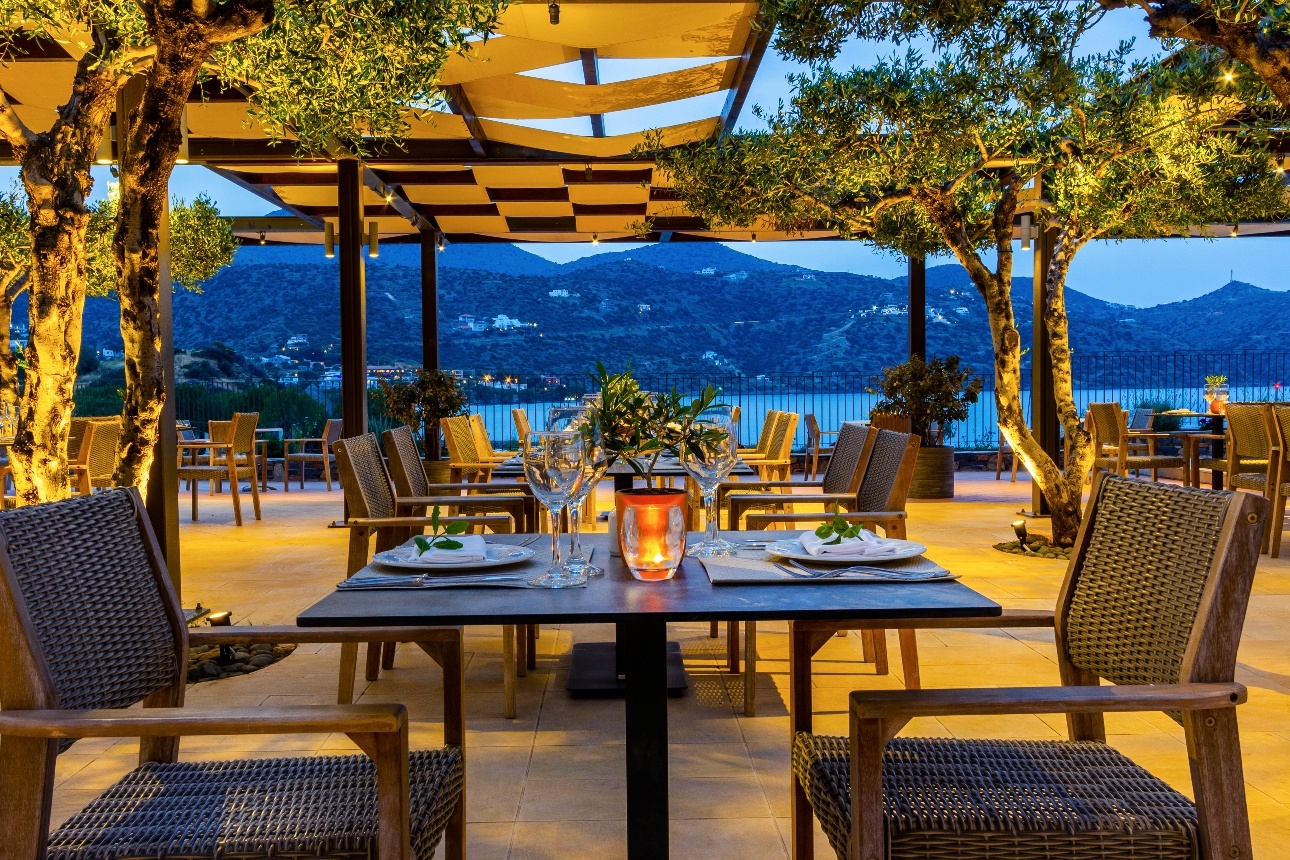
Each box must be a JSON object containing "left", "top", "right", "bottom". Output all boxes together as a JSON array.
[{"left": 1222, "top": 69, "right": 1235, "bottom": 83}]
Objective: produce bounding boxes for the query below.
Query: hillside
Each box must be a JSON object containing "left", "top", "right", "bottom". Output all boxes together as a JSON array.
[{"left": 65, "top": 242, "right": 1290, "bottom": 377}]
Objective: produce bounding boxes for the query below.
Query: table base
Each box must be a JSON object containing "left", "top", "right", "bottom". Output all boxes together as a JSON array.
[{"left": 566, "top": 641, "right": 688, "bottom": 698}]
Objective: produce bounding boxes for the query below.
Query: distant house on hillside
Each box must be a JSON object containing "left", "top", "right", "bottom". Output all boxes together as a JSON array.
[
  {"left": 285, "top": 334, "right": 309, "bottom": 352},
  {"left": 695, "top": 267, "right": 716, "bottom": 275},
  {"left": 637, "top": 304, "right": 651, "bottom": 313},
  {"left": 492, "top": 314, "right": 524, "bottom": 330},
  {"left": 456, "top": 314, "right": 487, "bottom": 333},
  {"left": 723, "top": 271, "right": 748, "bottom": 281},
  {"left": 548, "top": 289, "right": 570, "bottom": 298}
]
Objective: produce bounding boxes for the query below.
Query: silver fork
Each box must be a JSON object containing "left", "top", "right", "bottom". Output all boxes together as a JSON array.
[
  {"left": 774, "top": 561, "right": 846, "bottom": 579},
  {"left": 787, "top": 558, "right": 938, "bottom": 580}
]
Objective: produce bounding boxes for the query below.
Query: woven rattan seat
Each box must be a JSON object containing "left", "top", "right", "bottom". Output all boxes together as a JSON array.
[
  {"left": 792, "top": 734, "right": 1197, "bottom": 860},
  {"left": 48, "top": 749, "right": 463, "bottom": 860}
]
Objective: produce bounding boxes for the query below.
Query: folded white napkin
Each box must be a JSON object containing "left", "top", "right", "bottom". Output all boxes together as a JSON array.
[
  {"left": 798, "top": 529, "right": 902, "bottom": 559},
  {"left": 409, "top": 534, "right": 489, "bottom": 565}
]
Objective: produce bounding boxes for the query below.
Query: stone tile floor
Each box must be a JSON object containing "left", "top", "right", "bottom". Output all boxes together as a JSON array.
[{"left": 46, "top": 472, "right": 1290, "bottom": 859}]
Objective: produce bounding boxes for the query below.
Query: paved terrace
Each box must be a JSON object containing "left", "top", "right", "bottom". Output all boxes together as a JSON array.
[{"left": 46, "top": 473, "right": 1290, "bottom": 859}]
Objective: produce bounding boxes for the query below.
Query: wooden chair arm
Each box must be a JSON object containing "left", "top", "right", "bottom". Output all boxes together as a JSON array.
[
  {"left": 849, "top": 682, "right": 1245, "bottom": 721},
  {"left": 729, "top": 493, "right": 854, "bottom": 522},
  {"left": 449, "top": 462, "right": 495, "bottom": 471},
  {"left": 716, "top": 479, "right": 821, "bottom": 506},
  {"left": 0, "top": 703, "right": 407, "bottom": 739},
  {"left": 329, "top": 515, "right": 510, "bottom": 529},
  {"left": 425, "top": 483, "right": 532, "bottom": 496},
  {"left": 1178, "top": 433, "right": 1225, "bottom": 441},
  {"left": 396, "top": 495, "right": 525, "bottom": 508},
  {"left": 189, "top": 625, "right": 461, "bottom": 646}
]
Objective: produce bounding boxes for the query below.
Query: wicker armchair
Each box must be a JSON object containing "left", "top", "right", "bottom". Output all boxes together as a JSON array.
[
  {"left": 512, "top": 406, "right": 532, "bottom": 443},
  {"left": 442, "top": 415, "right": 494, "bottom": 483},
  {"left": 469, "top": 413, "right": 513, "bottom": 464},
  {"left": 1087, "top": 401, "right": 1182, "bottom": 481},
  {"left": 804, "top": 414, "right": 838, "bottom": 481},
  {"left": 745, "top": 411, "right": 798, "bottom": 480},
  {"left": 283, "top": 417, "right": 343, "bottom": 491},
  {"left": 177, "top": 412, "right": 262, "bottom": 525},
  {"left": 789, "top": 474, "right": 1265, "bottom": 860},
  {"left": 737, "top": 410, "right": 780, "bottom": 461},
  {"left": 1193, "top": 402, "right": 1273, "bottom": 492},
  {"left": 332, "top": 432, "right": 510, "bottom": 704},
  {"left": 1265, "top": 405, "right": 1289, "bottom": 558},
  {"left": 69, "top": 417, "right": 121, "bottom": 494},
  {"left": 0, "top": 488, "right": 468, "bottom": 860}
]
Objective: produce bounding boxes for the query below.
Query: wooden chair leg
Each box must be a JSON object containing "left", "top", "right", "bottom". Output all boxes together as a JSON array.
[
  {"left": 870, "top": 629, "right": 889, "bottom": 676},
  {"left": 365, "top": 642, "right": 383, "bottom": 682},
  {"left": 381, "top": 641, "right": 396, "bottom": 670},
  {"left": 1184, "top": 707, "right": 1252, "bottom": 860},
  {"left": 324, "top": 456, "right": 333, "bottom": 491},
  {"left": 898, "top": 628, "right": 921, "bottom": 689},
  {"left": 727, "top": 620, "right": 740, "bottom": 674},
  {"left": 1272, "top": 493, "right": 1285, "bottom": 557},
  {"left": 516, "top": 624, "right": 528, "bottom": 677},
  {"left": 710, "top": 620, "right": 719, "bottom": 638},
  {"left": 337, "top": 642, "right": 358, "bottom": 704},
  {"left": 742, "top": 621, "right": 757, "bottom": 717},
  {"left": 526, "top": 622, "right": 537, "bottom": 670},
  {"left": 190, "top": 478, "right": 199, "bottom": 522},
  {"left": 282, "top": 454, "right": 290, "bottom": 492},
  {"left": 249, "top": 467, "right": 262, "bottom": 521},
  {"left": 0, "top": 736, "right": 58, "bottom": 860},
  {"left": 860, "top": 629, "right": 875, "bottom": 664},
  {"left": 502, "top": 625, "right": 517, "bottom": 719}
]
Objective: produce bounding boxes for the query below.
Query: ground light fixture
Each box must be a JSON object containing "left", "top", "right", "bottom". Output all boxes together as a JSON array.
[
  {"left": 368, "top": 221, "right": 379, "bottom": 258},
  {"left": 1230, "top": 224, "right": 1239, "bottom": 238},
  {"left": 324, "top": 222, "right": 335, "bottom": 258},
  {"left": 1011, "top": 518, "right": 1032, "bottom": 551}
]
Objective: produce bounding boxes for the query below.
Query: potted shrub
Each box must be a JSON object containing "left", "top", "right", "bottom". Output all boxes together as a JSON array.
[
  {"left": 869, "top": 355, "right": 983, "bottom": 499},
  {"left": 375, "top": 368, "right": 468, "bottom": 483},
  {"left": 582, "top": 363, "right": 725, "bottom": 576}
]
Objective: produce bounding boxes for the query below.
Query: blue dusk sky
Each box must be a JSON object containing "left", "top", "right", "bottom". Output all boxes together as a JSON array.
[{"left": 3, "top": 7, "right": 1285, "bottom": 308}]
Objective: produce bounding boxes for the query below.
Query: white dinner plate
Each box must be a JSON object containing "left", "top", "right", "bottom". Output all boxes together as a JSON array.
[
  {"left": 764, "top": 537, "right": 928, "bottom": 565},
  {"left": 371, "top": 543, "right": 535, "bottom": 572}
]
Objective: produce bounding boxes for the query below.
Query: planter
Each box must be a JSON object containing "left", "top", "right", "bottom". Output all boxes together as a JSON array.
[
  {"left": 423, "top": 458, "right": 453, "bottom": 484},
  {"left": 909, "top": 445, "right": 955, "bottom": 499},
  {"left": 615, "top": 488, "right": 687, "bottom": 580}
]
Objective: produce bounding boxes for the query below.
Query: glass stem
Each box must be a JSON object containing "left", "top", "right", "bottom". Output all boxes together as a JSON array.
[
  {"left": 569, "top": 503, "right": 583, "bottom": 560},
  {"left": 548, "top": 505, "right": 563, "bottom": 571},
  {"left": 705, "top": 490, "right": 719, "bottom": 543}
]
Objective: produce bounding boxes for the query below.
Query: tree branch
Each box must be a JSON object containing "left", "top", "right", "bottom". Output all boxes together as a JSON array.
[{"left": 0, "top": 88, "right": 35, "bottom": 150}]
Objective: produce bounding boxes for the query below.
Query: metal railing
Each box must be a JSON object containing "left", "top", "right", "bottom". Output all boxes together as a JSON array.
[{"left": 75, "top": 351, "right": 1290, "bottom": 453}]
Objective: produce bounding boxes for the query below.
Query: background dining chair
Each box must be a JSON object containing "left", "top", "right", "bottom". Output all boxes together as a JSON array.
[
  {"left": 69, "top": 418, "right": 120, "bottom": 494},
  {"left": 469, "top": 413, "right": 513, "bottom": 464},
  {"left": 789, "top": 474, "right": 1265, "bottom": 860},
  {"left": 1087, "top": 401, "right": 1182, "bottom": 481},
  {"left": 995, "top": 429, "right": 1024, "bottom": 481},
  {"left": 737, "top": 410, "right": 780, "bottom": 462},
  {"left": 512, "top": 407, "right": 532, "bottom": 445},
  {"left": 1195, "top": 402, "right": 1272, "bottom": 491},
  {"left": 177, "top": 412, "right": 261, "bottom": 525},
  {"left": 867, "top": 411, "right": 912, "bottom": 433},
  {"left": 0, "top": 488, "right": 468, "bottom": 860},
  {"left": 1268, "top": 404, "right": 1290, "bottom": 557},
  {"left": 283, "top": 417, "right": 343, "bottom": 491},
  {"left": 804, "top": 414, "right": 838, "bottom": 481},
  {"left": 441, "top": 415, "right": 494, "bottom": 483}
]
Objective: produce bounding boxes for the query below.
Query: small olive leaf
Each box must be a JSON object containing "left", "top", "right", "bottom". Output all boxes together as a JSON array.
[
  {"left": 431, "top": 537, "right": 464, "bottom": 550},
  {"left": 823, "top": 535, "right": 842, "bottom": 545},
  {"left": 431, "top": 505, "right": 441, "bottom": 533},
  {"left": 413, "top": 536, "right": 433, "bottom": 556},
  {"left": 814, "top": 523, "right": 833, "bottom": 538},
  {"left": 445, "top": 520, "right": 469, "bottom": 535}
]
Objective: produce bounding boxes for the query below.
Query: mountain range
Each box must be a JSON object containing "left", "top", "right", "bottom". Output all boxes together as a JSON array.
[{"left": 60, "top": 241, "right": 1290, "bottom": 378}]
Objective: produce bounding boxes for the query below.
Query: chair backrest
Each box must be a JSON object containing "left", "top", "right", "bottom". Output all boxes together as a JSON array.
[
  {"left": 855, "top": 429, "right": 921, "bottom": 512},
  {"left": 333, "top": 433, "right": 396, "bottom": 519},
  {"left": 0, "top": 489, "right": 183, "bottom": 722},
  {"left": 769, "top": 412, "right": 798, "bottom": 460},
  {"left": 1128, "top": 407, "right": 1154, "bottom": 431},
  {"left": 1058, "top": 475, "right": 1264, "bottom": 702},
  {"left": 751, "top": 410, "right": 779, "bottom": 455},
  {"left": 229, "top": 412, "right": 259, "bottom": 457},
  {"left": 322, "top": 418, "right": 345, "bottom": 446},
  {"left": 1226, "top": 402, "right": 1270, "bottom": 461},
  {"left": 1272, "top": 405, "right": 1290, "bottom": 472},
  {"left": 868, "top": 412, "right": 912, "bottom": 434},
  {"left": 383, "top": 425, "right": 431, "bottom": 498},
  {"left": 820, "top": 422, "right": 875, "bottom": 495},
  {"left": 1086, "top": 402, "right": 1124, "bottom": 448},
  {"left": 512, "top": 407, "right": 531, "bottom": 442},
  {"left": 68, "top": 417, "right": 91, "bottom": 465},
  {"left": 208, "top": 419, "right": 232, "bottom": 445},
  {"left": 804, "top": 414, "right": 821, "bottom": 448},
  {"left": 86, "top": 419, "right": 123, "bottom": 484},
  {"left": 469, "top": 413, "right": 495, "bottom": 457},
  {"left": 442, "top": 415, "right": 479, "bottom": 465}
]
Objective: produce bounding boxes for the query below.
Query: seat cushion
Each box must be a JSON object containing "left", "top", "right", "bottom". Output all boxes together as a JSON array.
[
  {"left": 48, "top": 748, "right": 463, "bottom": 860},
  {"left": 792, "top": 733, "right": 1197, "bottom": 860}
]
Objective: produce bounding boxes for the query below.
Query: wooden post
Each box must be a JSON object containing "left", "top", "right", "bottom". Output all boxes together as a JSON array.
[
  {"left": 338, "top": 158, "right": 367, "bottom": 440},
  {"left": 118, "top": 76, "right": 180, "bottom": 583},
  {"left": 908, "top": 254, "right": 926, "bottom": 360},
  {"left": 1031, "top": 226, "right": 1059, "bottom": 515},
  {"left": 420, "top": 229, "right": 439, "bottom": 372}
]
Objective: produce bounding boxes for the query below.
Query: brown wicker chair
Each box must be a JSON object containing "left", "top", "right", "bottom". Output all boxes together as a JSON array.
[
  {"left": 177, "top": 412, "right": 262, "bottom": 525},
  {"left": 469, "top": 413, "right": 512, "bottom": 464},
  {"left": 0, "top": 488, "right": 469, "bottom": 860},
  {"left": 867, "top": 411, "right": 912, "bottom": 433},
  {"left": 805, "top": 414, "right": 838, "bottom": 481},
  {"left": 1088, "top": 401, "right": 1182, "bottom": 481},
  {"left": 789, "top": 474, "right": 1265, "bottom": 860},
  {"left": 1194, "top": 402, "right": 1273, "bottom": 492},
  {"left": 1265, "top": 405, "right": 1289, "bottom": 557},
  {"left": 441, "top": 415, "right": 494, "bottom": 483},
  {"left": 283, "top": 417, "right": 343, "bottom": 491},
  {"left": 69, "top": 417, "right": 121, "bottom": 494},
  {"left": 332, "top": 432, "right": 510, "bottom": 704},
  {"left": 737, "top": 410, "right": 780, "bottom": 461}
]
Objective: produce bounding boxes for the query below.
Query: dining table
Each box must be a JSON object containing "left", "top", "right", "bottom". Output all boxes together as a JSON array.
[
  {"left": 298, "top": 530, "right": 1001, "bottom": 860},
  {"left": 1159, "top": 410, "right": 1227, "bottom": 489}
]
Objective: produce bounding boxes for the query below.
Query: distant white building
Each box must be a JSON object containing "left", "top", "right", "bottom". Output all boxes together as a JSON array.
[
  {"left": 285, "top": 334, "right": 309, "bottom": 351},
  {"left": 492, "top": 314, "right": 524, "bottom": 330},
  {"left": 695, "top": 267, "right": 716, "bottom": 275},
  {"left": 637, "top": 304, "right": 651, "bottom": 313},
  {"left": 548, "top": 289, "right": 570, "bottom": 298},
  {"left": 723, "top": 271, "right": 748, "bottom": 281},
  {"left": 954, "top": 307, "right": 969, "bottom": 315}
]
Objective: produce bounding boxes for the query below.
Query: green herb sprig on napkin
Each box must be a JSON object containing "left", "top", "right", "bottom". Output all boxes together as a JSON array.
[
  {"left": 413, "top": 506, "right": 468, "bottom": 554},
  {"left": 813, "top": 505, "right": 865, "bottom": 545}
]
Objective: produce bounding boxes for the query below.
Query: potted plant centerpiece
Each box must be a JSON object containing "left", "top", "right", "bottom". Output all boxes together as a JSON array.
[
  {"left": 869, "top": 355, "right": 983, "bottom": 499},
  {"left": 1203, "top": 374, "right": 1230, "bottom": 414},
  {"left": 375, "top": 368, "right": 468, "bottom": 483},
  {"left": 582, "top": 363, "right": 727, "bottom": 578}
]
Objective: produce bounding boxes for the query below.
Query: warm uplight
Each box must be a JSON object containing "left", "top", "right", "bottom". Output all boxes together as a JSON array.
[
  {"left": 1230, "top": 224, "right": 1239, "bottom": 238},
  {"left": 258, "top": 231, "right": 266, "bottom": 245},
  {"left": 324, "top": 222, "right": 335, "bottom": 258},
  {"left": 437, "top": 233, "right": 447, "bottom": 252},
  {"left": 1011, "top": 519, "right": 1028, "bottom": 544},
  {"left": 750, "top": 233, "right": 757, "bottom": 243},
  {"left": 591, "top": 233, "right": 599, "bottom": 245},
  {"left": 368, "top": 221, "right": 379, "bottom": 258}
]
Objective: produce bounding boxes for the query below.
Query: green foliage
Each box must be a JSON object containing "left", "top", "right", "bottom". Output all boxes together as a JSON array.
[
  {"left": 0, "top": 182, "right": 26, "bottom": 285},
  {"left": 1135, "top": 399, "right": 1180, "bottom": 432},
  {"left": 813, "top": 504, "right": 868, "bottom": 543},
  {"left": 868, "top": 355, "right": 983, "bottom": 446},
  {"left": 170, "top": 194, "right": 238, "bottom": 291},
  {"left": 582, "top": 362, "right": 726, "bottom": 477},
  {"left": 208, "top": 0, "right": 504, "bottom": 155},
  {"left": 413, "top": 506, "right": 468, "bottom": 553},
  {"left": 72, "top": 382, "right": 124, "bottom": 417},
  {"left": 374, "top": 368, "right": 468, "bottom": 447}
]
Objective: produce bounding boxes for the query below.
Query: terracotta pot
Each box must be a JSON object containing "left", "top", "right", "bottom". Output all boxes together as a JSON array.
[
  {"left": 615, "top": 488, "right": 688, "bottom": 581},
  {"left": 908, "top": 445, "right": 955, "bottom": 499}
]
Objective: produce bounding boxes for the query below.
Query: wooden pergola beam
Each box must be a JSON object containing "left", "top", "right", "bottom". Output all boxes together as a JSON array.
[
  {"left": 719, "top": 19, "right": 773, "bottom": 138},
  {"left": 209, "top": 167, "right": 325, "bottom": 228},
  {"left": 444, "top": 85, "right": 488, "bottom": 157},
  {"left": 581, "top": 49, "right": 606, "bottom": 138}
]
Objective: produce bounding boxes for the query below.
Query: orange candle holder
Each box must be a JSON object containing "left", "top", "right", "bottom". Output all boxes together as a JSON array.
[{"left": 616, "top": 489, "right": 687, "bottom": 581}]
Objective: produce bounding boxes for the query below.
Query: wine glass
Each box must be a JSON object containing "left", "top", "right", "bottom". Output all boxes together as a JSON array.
[
  {"left": 547, "top": 412, "right": 607, "bottom": 576},
  {"left": 522, "top": 431, "right": 587, "bottom": 588},
  {"left": 680, "top": 405, "right": 739, "bottom": 557}
]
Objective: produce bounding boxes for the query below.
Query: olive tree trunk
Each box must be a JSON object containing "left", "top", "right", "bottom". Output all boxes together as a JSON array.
[{"left": 113, "top": 0, "right": 274, "bottom": 493}]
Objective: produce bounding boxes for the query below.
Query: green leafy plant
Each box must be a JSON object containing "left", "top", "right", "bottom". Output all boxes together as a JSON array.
[
  {"left": 868, "top": 355, "right": 983, "bottom": 447},
  {"left": 1135, "top": 399, "right": 1181, "bottom": 433},
  {"left": 412, "top": 506, "right": 467, "bottom": 553},
  {"left": 582, "top": 362, "right": 728, "bottom": 478},
  {"left": 813, "top": 505, "right": 867, "bottom": 544},
  {"left": 1205, "top": 374, "right": 1229, "bottom": 386},
  {"left": 375, "top": 369, "right": 468, "bottom": 459}
]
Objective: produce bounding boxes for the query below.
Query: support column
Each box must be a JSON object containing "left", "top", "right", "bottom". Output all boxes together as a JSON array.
[
  {"left": 118, "top": 76, "right": 180, "bottom": 582},
  {"left": 1031, "top": 226, "right": 1059, "bottom": 515},
  {"left": 338, "top": 158, "right": 367, "bottom": 440},
  {"left": 420, "top": 229, "right": 439, "bottom": 371},
  {"left": 908, "top": 254, "right": 926, "bottom": 360}
]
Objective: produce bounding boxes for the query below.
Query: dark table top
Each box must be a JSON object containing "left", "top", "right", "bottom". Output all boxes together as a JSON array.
[{"left": 298, "top": 533, "right": 1002, "bottom": 627}]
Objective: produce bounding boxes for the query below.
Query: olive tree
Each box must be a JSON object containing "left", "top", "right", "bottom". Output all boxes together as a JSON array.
[{"left": 656, "top": 34, "right": 1284, "bottom": 544}]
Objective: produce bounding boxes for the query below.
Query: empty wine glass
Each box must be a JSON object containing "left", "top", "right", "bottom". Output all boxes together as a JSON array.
[
  {"left": 522, "top": 431, "right": 587, "bottom": 588},
  {"left": 680, "top": 405, "right": 739, "bottom": 557},
  {"left": 547, "top": 412, "right": 606, "bottom": 576}
]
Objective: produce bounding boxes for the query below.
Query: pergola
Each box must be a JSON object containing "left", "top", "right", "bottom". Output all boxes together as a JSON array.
[{"left": 0, "top": 0, "right": 1283, "bottom": 570}]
